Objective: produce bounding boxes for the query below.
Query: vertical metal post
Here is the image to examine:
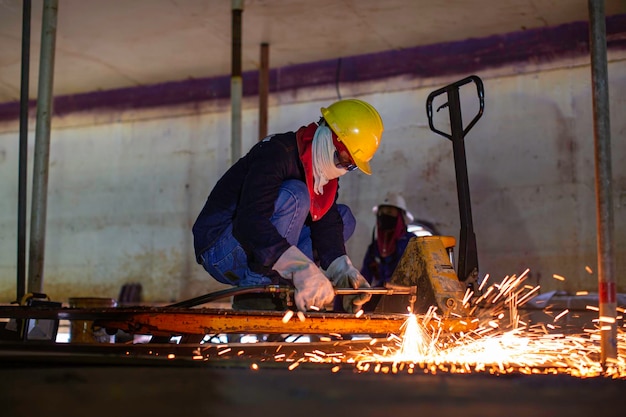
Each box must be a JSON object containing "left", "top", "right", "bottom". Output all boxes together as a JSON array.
[
  {"left": 28, "top": 0, "right": 58, "bottom": 293},
  {"left": 588, "top": 0, "right": 617, "bottom": 366},
  {"left": 259, "top": 42, "right": 269, "bottom": 140},
  {"left": 231, "top": 0, "right": 243, "bottom": 163},
  {"left": 17, "top": 0, "right": 32, "bottom": 301}
]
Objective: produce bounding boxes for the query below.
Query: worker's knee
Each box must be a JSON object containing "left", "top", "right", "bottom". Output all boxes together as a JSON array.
[
  {"left": 275, "top": 181, "right": 353, "bottom": 242},
  {"left": 271, "top": 180, "right": 310, "bottom": 246},
  {"left": 280, "top": 179, "right": 309, "bottom": 201},
  {"left": 275, "top": 180, "right": 310, "bottom": 216}
]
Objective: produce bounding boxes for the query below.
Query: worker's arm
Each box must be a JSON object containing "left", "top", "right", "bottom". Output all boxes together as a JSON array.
[{"left": 232, "top": 135, "right": 298, "bottom": 276}]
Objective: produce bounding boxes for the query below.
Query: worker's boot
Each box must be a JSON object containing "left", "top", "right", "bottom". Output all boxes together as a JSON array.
[{"left": 232, "top": 293, "right": 288, "bottom": 311}]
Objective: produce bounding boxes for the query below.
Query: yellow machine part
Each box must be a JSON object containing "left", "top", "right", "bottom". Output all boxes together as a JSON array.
[{"left": 375, "top": 236, "right": 471, "bottom": 318}]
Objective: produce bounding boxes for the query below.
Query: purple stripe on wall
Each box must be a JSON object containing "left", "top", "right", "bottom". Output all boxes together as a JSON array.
[{"left": 1, "top": 14, "right": 625, "bottom": 122}]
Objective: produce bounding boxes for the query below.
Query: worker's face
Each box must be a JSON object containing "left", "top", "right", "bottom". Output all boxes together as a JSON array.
[
  {"left": 376, "top": 205, "right": 402, "bottom": 256},
  {"left": 377, "top": 205, "right": 401, "bottom": 231},
  {"left": 377, "top": 206, "right": 400, "bottom": 218},
  {"left": 333, "top": 139, "right": 357, "bottom": 172}
]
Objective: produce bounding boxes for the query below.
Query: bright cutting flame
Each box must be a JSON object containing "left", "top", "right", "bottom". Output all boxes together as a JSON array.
[{"left": 394, "top": 313, "right": 435, "bottom": 361}]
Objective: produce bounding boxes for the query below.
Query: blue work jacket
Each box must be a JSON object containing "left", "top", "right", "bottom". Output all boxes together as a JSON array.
[
  {"left": 192, "top": 131, "right": 347, "bottom": 276},
  {"left": 360, "top": 231, "right": 416, "bottom": 287}
]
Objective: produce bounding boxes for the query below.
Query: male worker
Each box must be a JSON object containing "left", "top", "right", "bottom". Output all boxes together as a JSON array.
[
  {"left": 360, "top": 192, "right": 416, "bottom": 311},
  {"left": 192, "top": 99, "right": 384, "bottom": 313}
]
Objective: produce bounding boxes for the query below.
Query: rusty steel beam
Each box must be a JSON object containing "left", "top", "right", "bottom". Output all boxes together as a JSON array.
[
  {"left": 0, "top": 306, "right": 475, "bottom": 337},
  {"left": 98, "top": 310, "right": 409, "bottom": 336}
]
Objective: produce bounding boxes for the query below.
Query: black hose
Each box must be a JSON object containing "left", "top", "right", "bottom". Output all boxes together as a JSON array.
[
  {"left": 167, "top": 285, "right": 413, "bottom": 308},
  {"left": 167, "top": 285, "right": 292, "bottom": 308}
]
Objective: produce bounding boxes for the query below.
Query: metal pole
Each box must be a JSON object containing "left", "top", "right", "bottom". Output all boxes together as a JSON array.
[
  {"left": 17, "top": 0, "right": 32, "bottom": 301},
  {"left": 588, "top": 0, "right": 617, "bottom": 366},
  {"left": 259, "top": 42, "right": 269, "bottom": 140},
  {"left": 231, "top": 0, "right": 243, "bottom": 163},
  {"left": 28, "top": 0, "right": 58, "bottom": 293}
]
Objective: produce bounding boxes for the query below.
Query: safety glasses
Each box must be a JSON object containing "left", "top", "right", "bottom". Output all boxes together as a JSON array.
[
  {"left": 334, "top": 150, "right": 357, "bottom": 171},
  {"left": 333, "top": 139, "right": 357, "bottom": 172}
]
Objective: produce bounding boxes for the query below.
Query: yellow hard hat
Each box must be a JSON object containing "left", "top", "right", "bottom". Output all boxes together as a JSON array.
[{"left": 321, "top": 99, "right": 384, "bottom": 175}]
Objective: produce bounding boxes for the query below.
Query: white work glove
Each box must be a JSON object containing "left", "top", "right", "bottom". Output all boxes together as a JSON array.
[
  {"left": 273, "top": 246, "right": 335, "bottom": 311},
  {"left": 325, "top": 255, "right": 372, "bottom": 313}
]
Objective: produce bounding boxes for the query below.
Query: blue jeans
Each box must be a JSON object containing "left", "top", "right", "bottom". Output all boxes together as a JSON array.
[{"left": 200, "top": 180, "right": 355, "bottom": 287}]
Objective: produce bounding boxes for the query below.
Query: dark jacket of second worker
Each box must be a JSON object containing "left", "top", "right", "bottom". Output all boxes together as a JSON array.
[{"left": 360, "top": 230, "right": 416, "bottom": 287}]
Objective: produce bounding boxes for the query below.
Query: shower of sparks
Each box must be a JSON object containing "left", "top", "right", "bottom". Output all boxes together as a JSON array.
[
  {"left": 357, "top": 270, "right": 626, "bottom": 378},
  {"left": 149, "top": 270, "right": 625, "bottom": 379},
  {"left": 291, "top": 270, "right": 624, "bottom": 377},
  {"left": 282, "top": 310, "right": 294, "bottom": 323}
]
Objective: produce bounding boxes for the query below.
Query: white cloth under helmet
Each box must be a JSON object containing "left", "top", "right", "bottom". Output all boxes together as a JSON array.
[{"left": 311, "top": 124, "right": 347, "bottom": 195}]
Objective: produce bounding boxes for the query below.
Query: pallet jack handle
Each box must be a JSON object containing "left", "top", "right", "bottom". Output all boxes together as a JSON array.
[
  {"left": 426, "top": 75, "right": 484, "bottom": 139},
  {"left": 426, "top": 75, "right": 484, "bottom": 287}
]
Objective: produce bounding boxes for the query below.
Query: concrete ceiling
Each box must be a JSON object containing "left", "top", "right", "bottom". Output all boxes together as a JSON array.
[{"left": 1, "top": 0, "right": 626, "bottom": 104}]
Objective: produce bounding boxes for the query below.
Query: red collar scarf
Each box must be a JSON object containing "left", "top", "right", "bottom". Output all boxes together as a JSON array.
[
  {"left": 296, "top": 123, "right": 338, "bottom": 221},
  {"left": 376, "top": 214, "right": 406, "bottom": 257}
]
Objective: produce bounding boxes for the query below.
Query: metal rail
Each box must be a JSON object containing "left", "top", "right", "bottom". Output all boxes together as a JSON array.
[{"left": 0, "top": 304, "right": 474, "bottom": 337}]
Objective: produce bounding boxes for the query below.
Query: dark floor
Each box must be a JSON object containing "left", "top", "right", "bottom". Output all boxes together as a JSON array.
[
  {"left": 1, "top": 347, "right": 625, "bottom": 417},
  {"left": 1, "top": 296, "right": 625, "bottom": 417}
]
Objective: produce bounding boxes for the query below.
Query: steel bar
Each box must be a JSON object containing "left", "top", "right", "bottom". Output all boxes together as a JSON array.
[
  {"left": 28, "top": 0, "right": 58, "bottom": 293},
  {"left": 334, "top": 288, "right": 413, "bottom": 295},
  {"left": 17, "top": 0, "right": 31, "bottom": 302},
  {"left": 0, "top": 339, "right": 376, "bottom": 360},
  {"left": 588, "top": 0, "right": 617, "bottom": 365},
  {"left": 99, "top": 310, "right": 408, "bottom": 336},
  {"left": 0, "top": 306, "right": 475, "bottom": 336}
]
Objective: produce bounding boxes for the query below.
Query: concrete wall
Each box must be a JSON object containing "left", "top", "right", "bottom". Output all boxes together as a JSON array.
[{"left": 1, "top": 55, "right": 625, "bottom": 304}]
